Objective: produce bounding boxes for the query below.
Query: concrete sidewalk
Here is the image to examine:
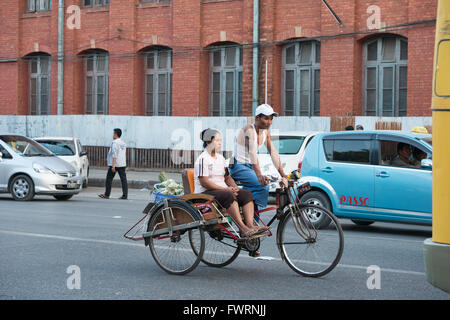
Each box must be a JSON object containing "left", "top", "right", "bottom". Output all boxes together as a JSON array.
[{"left": 88, "top": 167, "right": 182, "bottom": 190}]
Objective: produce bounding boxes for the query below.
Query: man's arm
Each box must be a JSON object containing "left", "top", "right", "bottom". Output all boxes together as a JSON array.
[{"left": 111, "top": 141, "right": 118, "bottom": 172}]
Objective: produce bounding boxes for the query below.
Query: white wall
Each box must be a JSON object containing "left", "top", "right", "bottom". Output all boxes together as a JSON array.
[{"left": 0, "top": 115, "right": 431, "bottom": 151}]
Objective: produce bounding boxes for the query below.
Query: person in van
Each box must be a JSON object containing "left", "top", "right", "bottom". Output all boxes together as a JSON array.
[
  {"left": 411, "top": 147, "right": 428, "bottom": 167},
  {"left": 391, "top": 142, "right": 414, "bottom": 167},
  {"left": 194, "top": 128, "right": 268, "bottom": 238}
]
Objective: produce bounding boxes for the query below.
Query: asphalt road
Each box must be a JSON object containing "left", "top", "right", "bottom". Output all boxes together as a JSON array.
[{"left": 0, "top": 187, "right": 449, "bottom": 300}]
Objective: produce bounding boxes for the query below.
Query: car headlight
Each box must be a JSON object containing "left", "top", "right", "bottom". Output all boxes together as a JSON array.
[{"left": 33, "top": 163, "right": 55, "bottom": 174}]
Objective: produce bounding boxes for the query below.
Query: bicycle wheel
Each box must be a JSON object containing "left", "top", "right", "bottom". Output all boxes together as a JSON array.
[
  {"left": 148, "top": 203, "right": 205, "bottom": 275},
  {"left": 277, "top": 204, "right": 344, "bottom": 277},
  {"left": 190, "top": 224, "right": 242, "bottom": 268}
]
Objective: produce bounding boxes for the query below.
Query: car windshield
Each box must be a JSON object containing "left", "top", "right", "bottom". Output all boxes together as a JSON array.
[
  {"left": 0, "top": 135, "right": 53, "bottom": 157},
  {"left": 37, "top": 140, "right": 76, "bottom": 156},
  {"left": 259, "top": 136, "right": 305, "bottom": 155}
]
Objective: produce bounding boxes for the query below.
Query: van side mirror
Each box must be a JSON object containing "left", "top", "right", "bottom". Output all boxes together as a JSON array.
[{"left": 421, "top": 159, "right": 432, "bottom": 169}]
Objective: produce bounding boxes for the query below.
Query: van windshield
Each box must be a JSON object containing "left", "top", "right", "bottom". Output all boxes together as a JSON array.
[
  {"left": 259, "top": 136, "right": 305, "bottom": 155},
  {"left": 0, "top": 135, "right": 53, "bottom": 157}
]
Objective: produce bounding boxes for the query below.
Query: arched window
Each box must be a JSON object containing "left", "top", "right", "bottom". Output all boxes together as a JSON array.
[
  {"left": 209, "top": 44, "right": 243, "bottom": 116},
  {"left": 363, "top": 36, "right": 408, "bottom": 116},
  {"left": 83, "top": 50, "right": 109, "bottom": 114},
  {"left": 144, "top": 48, "right": 172, "bottom": 116},
  {"left": 28, "top": 53, "right": 51, "bottom": 115},
  {"left": 282, "top": 40, "right": 321, "bottom": 116}
]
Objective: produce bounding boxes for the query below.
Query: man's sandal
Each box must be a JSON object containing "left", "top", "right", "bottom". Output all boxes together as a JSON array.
[{"left": 98, "top": 194, "right": 109, "bottom": 199}]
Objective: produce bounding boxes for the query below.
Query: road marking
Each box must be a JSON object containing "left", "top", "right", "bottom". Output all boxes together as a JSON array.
[{"left": 0, "top": 229, "right": 426, "bottom": 277}]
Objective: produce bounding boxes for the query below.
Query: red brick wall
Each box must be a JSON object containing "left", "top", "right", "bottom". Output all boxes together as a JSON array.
[{"left": 0, "top": 0, "right": 437, "bottom": 117}]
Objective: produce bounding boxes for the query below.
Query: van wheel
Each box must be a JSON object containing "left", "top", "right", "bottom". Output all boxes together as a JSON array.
[
  {"left": 299, "top": 191, "right": 332, "bottom": 229},
  {"left": 10, "top": 175, "right": 35, "bottom": 201},
  {"left": 351, "top": 219, "right": 374, "bottom": 226}
]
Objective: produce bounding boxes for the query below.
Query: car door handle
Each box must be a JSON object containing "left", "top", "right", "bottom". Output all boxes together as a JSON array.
[
  {"left": 376, "top": 171, "right": 390, "bottom": 178},
  {"left": 321, "top": 167, "right": 334, "bottom": 173}
]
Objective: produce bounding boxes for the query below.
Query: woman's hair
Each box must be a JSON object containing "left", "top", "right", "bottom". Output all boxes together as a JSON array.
[{"left": 200, "top": 128, "right": 220, "bottom": 148}]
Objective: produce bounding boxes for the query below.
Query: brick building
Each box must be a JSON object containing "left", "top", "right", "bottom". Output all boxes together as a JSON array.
[{"left": 0, "top": 0, "right": 438, "bottom": 118}]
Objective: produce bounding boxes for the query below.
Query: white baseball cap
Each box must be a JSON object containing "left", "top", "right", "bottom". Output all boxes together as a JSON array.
[{"left": 255, "top": 104, "right": 278, "bottom": 117}]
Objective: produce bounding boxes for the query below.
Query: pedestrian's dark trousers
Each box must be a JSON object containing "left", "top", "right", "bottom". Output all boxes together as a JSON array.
[{"left": 105, "top": 166, "right": 128, "bottom": 197}]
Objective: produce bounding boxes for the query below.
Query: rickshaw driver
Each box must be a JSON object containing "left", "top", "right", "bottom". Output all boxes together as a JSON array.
[{"left": 229, "top": 104, "right": 289, "bottom": 215}]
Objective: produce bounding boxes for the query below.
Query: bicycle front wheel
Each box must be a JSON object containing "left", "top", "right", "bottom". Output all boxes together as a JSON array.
[
  {"left": 148, "top": 203, "right": 205, "bottom": 275},
  {"left": 277, "top": 204, "right": 344, "bottom": 277}
]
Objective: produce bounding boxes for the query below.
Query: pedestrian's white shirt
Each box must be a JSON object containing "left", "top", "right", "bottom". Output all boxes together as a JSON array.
[
  {"left": 107, "top": 138, "right": 126, "bottom": 167},
  {"left": 194, "top": 151, "right": 228, "bottom": 193}
]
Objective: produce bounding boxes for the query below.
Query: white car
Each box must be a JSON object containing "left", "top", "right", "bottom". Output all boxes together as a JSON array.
[
  {"left": 34, "top": 137, "right": 89, "bottom": 188},
  {"left": 257, "top": 131, "right": 320, "bottom": 193}
]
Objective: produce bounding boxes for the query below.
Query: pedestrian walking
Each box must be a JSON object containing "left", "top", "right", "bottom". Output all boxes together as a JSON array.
[{"left": 98, "top": 128, "right": 128, "bottom": 200}]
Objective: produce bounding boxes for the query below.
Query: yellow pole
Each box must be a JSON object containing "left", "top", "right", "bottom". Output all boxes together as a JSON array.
[{"left": 424, "top": 0, "right": 450, "bottom": 293}]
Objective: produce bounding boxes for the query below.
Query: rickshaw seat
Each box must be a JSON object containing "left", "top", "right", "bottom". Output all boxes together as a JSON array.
[{"left": 182, "top": 169, "right": 195, "bottom": 194}]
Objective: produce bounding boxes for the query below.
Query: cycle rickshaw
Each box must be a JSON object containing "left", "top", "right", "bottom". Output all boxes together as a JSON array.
[{"left": 124, "top": 169, "right": 344, "bottom": 277}]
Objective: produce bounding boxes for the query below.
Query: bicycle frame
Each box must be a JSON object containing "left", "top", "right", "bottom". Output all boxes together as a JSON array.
[{"left": 216, "top": 181, "right": 313, "bottom": 241}]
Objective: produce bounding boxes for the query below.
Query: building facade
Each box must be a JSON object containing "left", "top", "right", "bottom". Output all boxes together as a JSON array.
[{"left": 0, "top": 0, "right": 437, "bottom": 117}]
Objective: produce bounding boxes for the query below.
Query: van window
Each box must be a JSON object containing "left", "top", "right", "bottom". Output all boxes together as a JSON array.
[
  {"left": 379, "top": 140, "right": 431, "bottom": 168},
  {"left": 259, "top": 136, "right": 305, "bottom": 155},
  {"left": 323, "top": 139, "right": 371, "bottom": 163}
]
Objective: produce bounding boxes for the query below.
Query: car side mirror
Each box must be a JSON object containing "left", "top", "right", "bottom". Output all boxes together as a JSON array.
[
  {"left": 421, "top": 159, "right": 432, "bottom": 169},
  {"left": 79, "top": 150, "right": 87, "bottom": 157}
]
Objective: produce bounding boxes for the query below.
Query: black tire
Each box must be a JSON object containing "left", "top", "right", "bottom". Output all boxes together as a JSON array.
[
  {"left": 351, "top": 219, "right": 375, "bottom": 226},
  {"left": 189, "top": 226, "right": 242, "bottom": 268},
  {"left": 148, "top": 203, "right": 205, "bottom": 275},
  {"left": 277, "top": 203, "right": 344, "bottom": 278},
  {"left": 53, "top": 194, "right": 74, "bottom": 201},
  {"left": 10, "top": 175, "right": 35, "bottom": 201},
  {"left": 299, "top": 190, "right": 332, "bottom": 229}
]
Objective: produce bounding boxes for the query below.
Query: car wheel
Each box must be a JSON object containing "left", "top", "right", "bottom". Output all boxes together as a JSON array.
[
  {"left": 10, "top": 175, "right": 35, "bottom": 201},
  {"left": 351, "top": 219, "right": 375, "bottom": 226},
  {"left": 299, "top": 190, "right": 332, "bottom": 229},
  {"left": 53, "top": 194, "right": 73, "bottom": 201}
]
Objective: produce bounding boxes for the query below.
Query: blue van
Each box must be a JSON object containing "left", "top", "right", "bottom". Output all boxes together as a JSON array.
[{"left": 298, "top": 131, "right": 432, "bottom": 228}]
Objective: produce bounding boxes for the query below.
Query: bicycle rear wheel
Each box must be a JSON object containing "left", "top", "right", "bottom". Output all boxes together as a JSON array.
[
  {"left": 190, "top": 224, "right": 242, "bottom": 268},
  {"left": 148, "top": 203, "right": 205, "bottom": 275},
  {"left": 277, "top": 204, "right": 344, "bottom": 277}
]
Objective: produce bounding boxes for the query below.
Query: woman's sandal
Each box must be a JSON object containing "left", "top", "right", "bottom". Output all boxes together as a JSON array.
[
  {"left": 239, "top": 229, "right": 258, "bottom": 239},
  {"left": 253, "top": 226, "right": 269, "bottom": 234}
]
